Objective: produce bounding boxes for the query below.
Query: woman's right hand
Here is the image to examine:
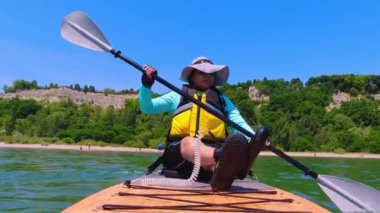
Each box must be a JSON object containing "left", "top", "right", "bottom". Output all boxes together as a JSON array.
[{"left": 142, "top": 65, "right": 157, "bottom": 88}]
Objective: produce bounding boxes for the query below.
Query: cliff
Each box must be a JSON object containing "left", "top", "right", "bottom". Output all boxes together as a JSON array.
[
  {"left": 248, "top": 85, "right": 380, "bottom": 110},
  {"left": 0, "top": 87, "right": 137, "bottom": 109}
]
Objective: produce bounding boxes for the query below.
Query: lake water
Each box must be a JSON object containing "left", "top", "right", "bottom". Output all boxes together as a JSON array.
[{"left": 1, "top": 148, "right": 379, "bottom": 213}]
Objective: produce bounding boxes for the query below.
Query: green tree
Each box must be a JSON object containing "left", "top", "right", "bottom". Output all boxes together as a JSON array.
[
  {"left": 83, "top": 85, "right": 89, "bottom": 93},
  {"left": 290, "top": 136, "right": 313, "bottom": 151},
  {"left": 4, "top": 80, "right": 39, "bottom": 92},
  {"left": 74, "top": 84, "right": 81, "bottom": 91},
  {"left": 103, "top": 88, "right": 115, "bottom": 95},
  {"left": 102, "top": 106, "right": 116, "bottom": 126},
  {"left": 4, "top": 115, "right": 16, "bottom": 135},
  {"left": 339, "top": 100, "right": 380, "bottom": 126},
  {"left": 88, "top": 85, "right": 96, "bottom": 93},
  {"left": 270, "top": 116, "right": 293, "bottom": 150},
  {"left": 121, "top": 100, "right": 140, "bottom": 126},
  {"left": 368, "top": 128, "right": 380, "bottom": 153},
  {"left": 314, "top": 126, "right": 340, "bottom": 151}
]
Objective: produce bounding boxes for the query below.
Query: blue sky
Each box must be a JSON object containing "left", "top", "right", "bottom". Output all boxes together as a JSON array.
[{"left": 1, "top": 1, "right": 379, "bottom": 94}]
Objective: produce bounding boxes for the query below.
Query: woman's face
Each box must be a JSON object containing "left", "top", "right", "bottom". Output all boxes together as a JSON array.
[{"left": 190, "top": 70, "right": 216, "bottom": 91}]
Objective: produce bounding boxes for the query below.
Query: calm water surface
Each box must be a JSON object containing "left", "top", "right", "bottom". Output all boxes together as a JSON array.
[{"left": 1, "top": 148, "right": 379, "bottom": 213}]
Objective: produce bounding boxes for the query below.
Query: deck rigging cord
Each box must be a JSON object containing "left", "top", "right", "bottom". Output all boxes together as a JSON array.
[{"left": 131, "top": 132, "right": 202, "bottom": 187}]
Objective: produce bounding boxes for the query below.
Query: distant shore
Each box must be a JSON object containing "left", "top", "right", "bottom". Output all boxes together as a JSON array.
[
  {"left": 1, "top": 141, "right": 380, "bottom": 159},
  {"left": 0, "top": 142, "right": 162, "bottom": 154}
]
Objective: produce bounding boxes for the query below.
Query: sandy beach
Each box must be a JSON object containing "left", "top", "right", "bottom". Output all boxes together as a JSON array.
[
  {"left": 1, "top": 141, "right": 380, "bottom": 159},
  {"left": 0, "top": 141, "right": 162, "bottom": 154}
]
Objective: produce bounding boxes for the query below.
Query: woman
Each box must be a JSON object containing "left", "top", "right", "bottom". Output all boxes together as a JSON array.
[{"left": 139, "top": 56, "right": 255, "bottom": 191}]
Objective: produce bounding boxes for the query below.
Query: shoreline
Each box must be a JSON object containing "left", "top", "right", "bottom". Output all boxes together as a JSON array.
[
  {"left": 0, "top": 142, "right": 162, "bottom": 154},
  {"left": 1, "top": 142, "right": 380, "bottom": 159}
]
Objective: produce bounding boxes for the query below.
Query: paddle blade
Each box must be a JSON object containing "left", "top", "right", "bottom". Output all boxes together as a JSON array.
[
  {"left": 61, "top": 11, "right": 112, "bottom": 52},
  {"left": 317, "top": 175, "right": 380, "bottom": 212}
]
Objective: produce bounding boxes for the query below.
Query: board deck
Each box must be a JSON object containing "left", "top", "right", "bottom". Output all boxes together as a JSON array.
[{"left": 62, "top": 175, "right": 330, "bottom": 212}]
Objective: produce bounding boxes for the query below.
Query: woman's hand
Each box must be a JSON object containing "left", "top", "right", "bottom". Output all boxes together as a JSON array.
[{"left": 142, "top": 65, "right": 157, "bottom": 88}]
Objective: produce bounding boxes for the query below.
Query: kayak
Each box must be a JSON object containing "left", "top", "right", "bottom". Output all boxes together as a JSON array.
[{"left": 62, "top": 174, "right": 330, "bottom": 212}]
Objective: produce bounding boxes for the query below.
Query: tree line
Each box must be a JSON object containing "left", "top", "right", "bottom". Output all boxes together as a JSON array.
[
  {"left": 2, "top": 79, "right": 137, "bottom": 94},
  {"left": 0, "top": 75, "right": 379, "bottom": 153}
]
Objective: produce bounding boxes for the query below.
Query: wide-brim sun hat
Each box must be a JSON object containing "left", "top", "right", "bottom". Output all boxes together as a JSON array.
[{"left": 181, "top": 56, "right": 229, "bottom": 86}]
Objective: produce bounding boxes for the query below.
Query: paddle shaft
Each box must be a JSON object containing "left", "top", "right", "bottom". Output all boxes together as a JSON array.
[
  {"left": 109, "top": 49, "right": 320, "bottom": 179},
  {"left": 267, "top": 145, "right": 318, "bottom": 178}
]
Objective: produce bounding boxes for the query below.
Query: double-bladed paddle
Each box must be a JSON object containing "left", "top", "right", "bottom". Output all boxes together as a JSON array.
[{"left": 61, "top": 11, "right": 380, "bottom": 212}]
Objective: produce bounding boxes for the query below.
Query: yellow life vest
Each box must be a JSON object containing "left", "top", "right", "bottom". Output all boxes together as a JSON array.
[{"left": 168, "top": 85, "right": 227, "bottom": 142}]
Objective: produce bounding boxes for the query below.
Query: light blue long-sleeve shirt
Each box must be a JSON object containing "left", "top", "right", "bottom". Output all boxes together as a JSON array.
[{"left": 138, "top": 85, "right": 255, "bottom": 138}]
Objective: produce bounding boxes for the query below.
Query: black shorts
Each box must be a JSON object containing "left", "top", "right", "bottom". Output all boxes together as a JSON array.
[{"left": 162, "top": 140, "right": 221, "bottom": 181}]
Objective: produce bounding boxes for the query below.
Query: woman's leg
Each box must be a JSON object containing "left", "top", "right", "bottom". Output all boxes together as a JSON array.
[{"left": 180, "top": 136, "right": 216, "bottom": 171}]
